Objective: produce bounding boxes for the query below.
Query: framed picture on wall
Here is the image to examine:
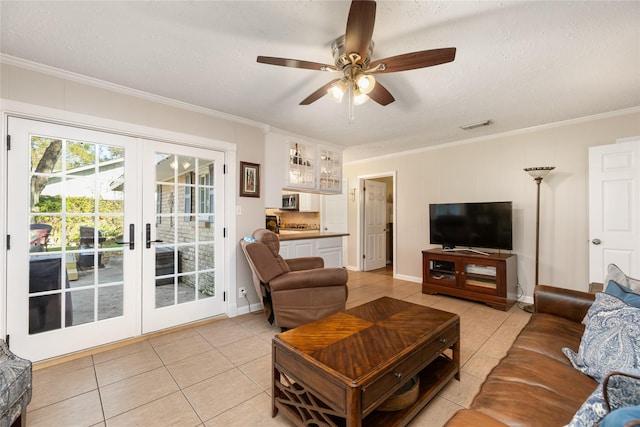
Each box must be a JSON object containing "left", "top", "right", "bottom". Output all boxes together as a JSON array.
[{"left": 240, "top": 161, "right": 260, "bottom": 197}]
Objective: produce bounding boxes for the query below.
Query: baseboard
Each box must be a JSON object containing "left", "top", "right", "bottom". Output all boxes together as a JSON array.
[
  {"left": 394, "top": 274, "right": 421, "bottom": 283},
  {"left": 232, "top": 302, "right": 264, "bottom": 317}
]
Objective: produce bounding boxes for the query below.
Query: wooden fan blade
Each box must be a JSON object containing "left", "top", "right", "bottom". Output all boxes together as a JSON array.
[
  {"left": 300, "top": 79, "right": 341, "bottom": 105},
  {"left": 344, "top": 0, "right": 376, "bottom": 64},
  {"left": 368, "top": 81, "right": 395, "bottom": 106},
  {"left": 257, "top": 56, "right": 336, "bottom": 72},
  {"left": 369, "top": 48, "right": 456, "bottom": 74}
]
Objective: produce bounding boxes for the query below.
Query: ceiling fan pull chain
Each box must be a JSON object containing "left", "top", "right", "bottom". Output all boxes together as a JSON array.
[{"left": 348, "top": 81, "right": 356, "bottom": 124}]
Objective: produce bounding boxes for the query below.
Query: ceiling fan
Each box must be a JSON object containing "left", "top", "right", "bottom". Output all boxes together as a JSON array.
[{"left": 256, "top": 0, "right": 456, "bottom": 109}]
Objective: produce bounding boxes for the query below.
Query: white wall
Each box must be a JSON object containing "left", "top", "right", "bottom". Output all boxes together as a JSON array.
[{"left": 344, "top": 109, "right": 640, "bottom": 299}]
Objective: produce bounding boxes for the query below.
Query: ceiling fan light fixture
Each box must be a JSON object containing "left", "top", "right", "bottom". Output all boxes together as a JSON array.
[
  {"left": 257, "top": 0, "right": 457, "bottom": 116},
  {"left": 328, "top": 79, "right": 348, "bottom": 103},
  {"left": 352, "top": 88, "right": 369, "bottom": 105},
  {"left": 355, "top": 73, "right": 376, "bottom": 95}
]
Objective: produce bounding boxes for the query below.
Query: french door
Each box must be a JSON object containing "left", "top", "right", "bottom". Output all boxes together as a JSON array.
[
  {"left": 141, "top": 141, "right": 225, "bottom": 333},
  {"left": 5, "top": 117, "right": 225, "bottom": 361}
]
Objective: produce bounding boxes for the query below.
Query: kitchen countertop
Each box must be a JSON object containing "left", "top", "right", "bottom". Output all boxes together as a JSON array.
[{"left": 278, "top": 232, "right": 349, "bottom": 241}]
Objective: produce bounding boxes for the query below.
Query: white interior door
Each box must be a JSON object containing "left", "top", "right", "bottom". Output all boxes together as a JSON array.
[
  {"left": 363, "top": 179, "right": 386, "bottom": 271},
  {"left": 141, "top": 141, "right": 225, "bottom": 333},
  {"left": 588, "top": 141, "right": 640, "bottom": 283},
  {"left": 6, "top": 117, "right": 139, "bottom": 361}
]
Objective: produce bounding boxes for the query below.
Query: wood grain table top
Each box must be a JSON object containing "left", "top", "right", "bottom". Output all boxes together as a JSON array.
[{"left": 275, "top": 297, "right": 459, "bottom": 382}]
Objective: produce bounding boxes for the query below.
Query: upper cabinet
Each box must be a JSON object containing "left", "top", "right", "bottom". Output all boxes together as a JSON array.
[
  {"left": 318, "top": 146, "right": 342, "bottom": 192},
  {"left": 287, "top": 140, "right": 316, "bottom": 190},
  {"left": 286, "top": 139, "right": 342, "bottom": 193},
  {"left": 286, "top": 140, "right": 342, "bottom": 193},
  {"left": 264, "top": 133, "right": 343, "bottom": 208},
  {"left": 299, "top": 192, "right": 320, "bottom": 212}
]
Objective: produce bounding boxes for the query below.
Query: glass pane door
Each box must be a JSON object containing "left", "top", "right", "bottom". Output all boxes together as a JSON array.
[
  {"left": 141, "top": 142, "right": 225, "bottom": 333},
  {"left": 7, "top": 118, "right": 138, "bottom": 362}
]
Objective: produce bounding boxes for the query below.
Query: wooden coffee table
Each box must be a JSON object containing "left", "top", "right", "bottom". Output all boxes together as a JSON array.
[{"left": 272, "top": 297, "right": 460, "bottom": 427}]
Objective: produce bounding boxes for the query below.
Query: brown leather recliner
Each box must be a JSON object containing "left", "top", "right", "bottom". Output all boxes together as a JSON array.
[{"left": 240, "top": 229, "right": 348, "bottom": 329}]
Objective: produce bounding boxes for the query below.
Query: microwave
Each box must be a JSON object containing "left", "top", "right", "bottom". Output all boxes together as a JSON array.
[{"left": 282, "top": 194, "right": 299, "bottom": 210}]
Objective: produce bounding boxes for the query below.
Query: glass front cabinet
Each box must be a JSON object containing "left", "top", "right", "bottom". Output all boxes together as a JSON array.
[
  {"left": 287, "top": 140, "right": 316, "bottom": 190},
  {"left": 422, "top": 249, "right": 517, "bottom": 311},
  {"left": 318, "top": 146, "right": 342, "bottom": 192},
  {"left": 286, "top": 140, "right": 342, "bottom": 193}
]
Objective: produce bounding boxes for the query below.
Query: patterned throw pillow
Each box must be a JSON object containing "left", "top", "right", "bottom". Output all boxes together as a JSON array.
[
  {"left": 568, "top": 368, "right": 640, "bottom": 427},
  {"left": 605, "top": 264, "right": 640, "bottom": 293},
  {"left": 562, "top": 292, "right": 640, "bottom": 382},
  {"left": 568, "top": 381, "right": 608, "bottom": 427}
]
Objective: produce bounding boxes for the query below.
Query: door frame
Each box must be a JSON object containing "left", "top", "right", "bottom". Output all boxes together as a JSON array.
[
  {"left": 357, "top": 171, "right": 396, "bottom": 275},
  {"left": 1, "top": 99, "right": 238, "bottom": 344}
]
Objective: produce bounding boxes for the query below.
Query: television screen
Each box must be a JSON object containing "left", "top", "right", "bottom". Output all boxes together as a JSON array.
[{"left": 429, "top": 202, "right": 513, "bottom": 250}]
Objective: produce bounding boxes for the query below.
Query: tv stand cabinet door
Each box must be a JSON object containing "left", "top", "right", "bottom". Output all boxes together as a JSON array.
[
  {"left": 460, "top": 258, "right": 503, "bottom": 296},
  {"left": 422, "top": 252, "right": 458, "bottom": 288}
]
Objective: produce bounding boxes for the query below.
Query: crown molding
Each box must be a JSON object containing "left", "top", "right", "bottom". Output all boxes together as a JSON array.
[
  {"left": 1, "top": 54, "right": 270, "bottom": 132},
  {"left": 345, "top": 106, "right": 640, "bottom": 165}
]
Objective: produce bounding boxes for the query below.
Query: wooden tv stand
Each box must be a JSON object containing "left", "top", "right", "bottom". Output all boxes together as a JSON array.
[{"left": 422, "top": 248, "right": 517, "bottom": 311}]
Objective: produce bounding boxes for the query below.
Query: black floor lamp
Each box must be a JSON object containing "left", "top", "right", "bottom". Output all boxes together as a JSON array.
[{"left": 523, "top": 166, "right": 555, "bottom": 312}]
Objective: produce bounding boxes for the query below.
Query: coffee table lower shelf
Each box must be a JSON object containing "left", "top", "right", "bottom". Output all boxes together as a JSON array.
[{"left": 274, "top": 355, "right": 458, "bottom": 427}]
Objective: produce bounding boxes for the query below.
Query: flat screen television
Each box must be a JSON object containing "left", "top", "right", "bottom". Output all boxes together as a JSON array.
[{"left": 429, "top": 201, "right": 513, "bottom": 251}]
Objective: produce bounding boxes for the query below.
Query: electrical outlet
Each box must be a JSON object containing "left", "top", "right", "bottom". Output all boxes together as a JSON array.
[{"left": 239, "top": 287, "right": 247, "bottom": 297}]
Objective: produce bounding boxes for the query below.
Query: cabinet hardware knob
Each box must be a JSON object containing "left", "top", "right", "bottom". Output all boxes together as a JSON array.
[
  {"left": 439, "top": 338, "right": 448, "bottom": 344},
  {"left": 394, "top": 372, "right": 402, "bottom": 380}
]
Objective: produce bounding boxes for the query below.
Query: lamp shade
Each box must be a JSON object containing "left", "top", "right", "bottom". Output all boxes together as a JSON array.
[{"left": 524, "top": 166, "right": 555, "bottom": 179}]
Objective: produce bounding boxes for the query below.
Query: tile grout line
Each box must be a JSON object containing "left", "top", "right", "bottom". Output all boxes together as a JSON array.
[{"left": 91, "top": 353, "right": 109, "bottom": 426}]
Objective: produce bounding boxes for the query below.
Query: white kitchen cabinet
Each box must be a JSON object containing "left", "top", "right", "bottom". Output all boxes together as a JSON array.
[
  {"left": 287, "top": 140, "right": 316, "bottom": 190},
  {"left": 278, "top": 240, "right": 314, "bottom": 259},
  {"left": 299, "top": 193, "right": 320, "bottom": 212},
  {"left": 265, "top": 133, "right": 343, "bottom": 207},
  {"left": 316, "top": 237, "right": 344, "bottom": 268},
  {"left": 286, "top": 141, "right": 341, "bottom": 194},
  {"left": 278, "top": 241, "right": 291, "bottom": 259},
  {"left": 321, "top": 179, "right": 348, "bottom": 232},
  {"left": 279, "top": 237, "right": 344, "bottom": 268},
  {"left": 318, "top": 146, "right": 342, "bottom": 193},
  {"left": 291, "top": 240, "right": 315, "bottom": 258}
]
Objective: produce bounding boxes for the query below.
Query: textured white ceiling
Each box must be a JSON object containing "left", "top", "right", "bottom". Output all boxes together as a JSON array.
[{"left": 1, "top": 1, "right": 639, "bottom": 162}]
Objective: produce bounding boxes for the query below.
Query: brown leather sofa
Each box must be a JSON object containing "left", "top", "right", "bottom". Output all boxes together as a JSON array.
[
  {"left": 445, "top": 285, "right": 597, "bottom": 427},
  {"left": 240, "top": 229, "right": 348, "bottom": 330}
]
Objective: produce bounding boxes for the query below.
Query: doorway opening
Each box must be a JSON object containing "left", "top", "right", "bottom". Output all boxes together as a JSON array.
[{"left": 358, "top": 172, "right": 396, "bottom": 276}]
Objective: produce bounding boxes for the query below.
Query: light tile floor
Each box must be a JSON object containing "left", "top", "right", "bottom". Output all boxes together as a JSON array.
[{"left": 27, "top": 268, "right": 531, "bottom": 426}]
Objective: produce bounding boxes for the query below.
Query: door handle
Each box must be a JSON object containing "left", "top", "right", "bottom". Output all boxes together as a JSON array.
[
  {"left": 591, "top": 238, "right": 601, "bottom": 245},
  {"left": 116, "top": 224, "right": 135, "bottom": 250},
  {"left": 146, "top": 223, "right": 163, "bottom": 249}
]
